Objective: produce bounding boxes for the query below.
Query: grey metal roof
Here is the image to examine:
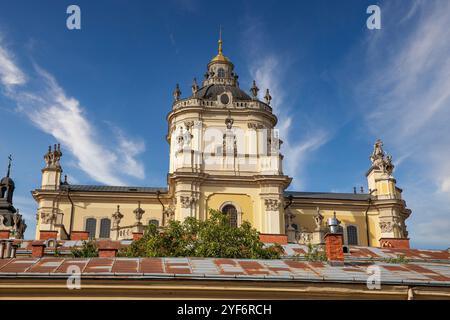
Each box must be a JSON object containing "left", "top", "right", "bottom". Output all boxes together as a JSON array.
[
  {"left": 194, "top": 84, "right": 252, "bottom": 101},
  {"left": 59, "top": 185, "right": 168, "bottom": 193},
  {"left": 1, "top": 256, "right": 449, "bottom": 287},
  {"left": 285, "top": 191, "right": 371, "bottom": 201}
]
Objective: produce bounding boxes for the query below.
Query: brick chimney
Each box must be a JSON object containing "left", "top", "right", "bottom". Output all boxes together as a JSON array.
[
  {"left": 132, "top": 232, "right": 143, "bottom": 241},
  {"left": 32, "top": 241, "right": 46, "bottom": 258},
  {"left": 39, "top": 230, "right": 58, "bottom": 240},
  {"left": 324, "top": 212, "right": 344, "bottom": 266},
  {"left": 0, "top": 230, "right": 11, "bottom": 239},
  {"left": 97, "top": 240, "right": 120, "bottom": 257},
  {"left": 325, "top": 233, "right": 344, "bottom": 265},
  {"left": 71, "top": 231, "right": 90, "bottom": 241}
]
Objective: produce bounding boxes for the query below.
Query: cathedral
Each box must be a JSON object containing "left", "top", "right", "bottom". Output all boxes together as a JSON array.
[{"left": 31, "top": 37, "right": 411, "bottom": 248}]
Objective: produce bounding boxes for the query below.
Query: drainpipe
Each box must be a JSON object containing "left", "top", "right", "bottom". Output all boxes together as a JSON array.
[
  {"left": 284, "top": 194, "right": 294, "bottom": 210},
  {"left": 67, "top": 187, "right": 75, "bottom": 235},
  {"left": 365, "top": 189, "right": 377, "bottom": 247},
  {"left": 156, "top": 190, "right": 165, "bottom": 226}
]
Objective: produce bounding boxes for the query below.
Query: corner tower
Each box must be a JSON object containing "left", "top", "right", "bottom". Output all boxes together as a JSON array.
[
  {"left": 366, "top": 139, "right": 411, "bottom": 247},
  {"left": 167, "top": 36, "right": 292, "bottom": 234}
]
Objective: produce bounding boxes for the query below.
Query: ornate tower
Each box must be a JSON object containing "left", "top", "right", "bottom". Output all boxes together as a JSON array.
[
  {"left": 167, "top": 35, "right": 291, "bottom": 234},
  {"left": 36, "top": 144, "right": 63, "bottom": 236},
  {"left": 0, "top": 155, "right": 27, "bottom": 239},
  {"left": 366, "top": 139, "right": 411, "bottom": 247},
  {"left": 41, "top": 144, "right": 63, "bottom": 190}
]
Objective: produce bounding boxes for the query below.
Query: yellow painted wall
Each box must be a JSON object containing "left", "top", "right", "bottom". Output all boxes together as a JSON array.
[
  {"left": 37, "top": 199, "right": 164, "bottom": 239},
  {"left": 290, "top": 207, "right": 370, "bottom": 246},
  {"left": 205, "top": 193, "right": 255, "bottom": 226}
]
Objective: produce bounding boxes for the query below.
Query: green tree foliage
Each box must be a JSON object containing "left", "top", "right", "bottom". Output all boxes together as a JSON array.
[
  {"left": 119, "top": 209, "right": 283, "bottom": 259},
  {"left": 71, "top": 240, "right": 98, "bottom": 258},
  {"left": 303, "top": 243, "right": 327, "bottom": 262}
]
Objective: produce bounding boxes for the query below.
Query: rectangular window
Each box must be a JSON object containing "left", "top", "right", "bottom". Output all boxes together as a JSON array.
[{"left": 85, "top": 218, "right": 97, "bottom": 240}]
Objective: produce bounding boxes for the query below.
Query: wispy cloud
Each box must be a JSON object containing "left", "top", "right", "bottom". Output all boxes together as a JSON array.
[
  {"left": 243, "top": 19, "right": 329, "bottom": 189},
  {"left": 0, "top": 37, "right": 25, "bottom": 88},
  {"left": 352, "top": 0, "right": 450, "bottom": 248},
  {"left": 0, "top": 36, "right": 145, "bottom": 186}
]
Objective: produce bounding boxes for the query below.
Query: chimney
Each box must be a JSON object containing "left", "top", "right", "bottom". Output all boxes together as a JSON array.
[
  {"left": 97, "top": 240, "right": 119, "bottom": 258},
  {"left": 0, "top": 240, "right": 17, "bottom": 259},
  {"left": 324, "top": 212, "right": 344, "bottom": 266},
  {"left": 32, "top": 241, "right": 46, "bottom": 258},
  {"left": 132, "top": 232, "right": 144, "bottom": 241},
  {"left": 0, "top": 230, "right": 11, "bottom": 239},
  {"left": 71, "top": 231, "right": 90, "bottom": 241},
  {"left": 39, "top": 230, "right": 58, "bottom": 240}
]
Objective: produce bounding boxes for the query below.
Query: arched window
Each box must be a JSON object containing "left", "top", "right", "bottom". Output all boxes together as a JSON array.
[
  {"left": 347, "top": 225, "right": 358, "bottom": 245},
  {"left": 149, "top": 219, "right": 159, "bottom": 227},
  {"left": 217, "top": 68, "right": 225, "bottom": 78},
  {"left": 85, "top": 218, "right": 97, "bottom": 240},
  {"left": 221, "top": 204, "right": 238, "bottom": 228},
  {"left": 99, "top": 218, "right": 111, "bottom": 239},
  {"left": 1, "top": 187, "right": 6, "bottom": 199}
]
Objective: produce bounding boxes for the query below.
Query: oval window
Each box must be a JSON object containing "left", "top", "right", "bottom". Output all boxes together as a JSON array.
[{"left": 220, "top": 94, "right": 230, "bottom": 105}]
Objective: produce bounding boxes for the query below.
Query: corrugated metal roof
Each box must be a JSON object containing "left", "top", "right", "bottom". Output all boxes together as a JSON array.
[
  {"left": 13, "top": 241, "right": 450, "bottom": 263},
  {"left": 0, "top": 257, "right": 449, "bottom": 286},
  {"left": 284, "top": 191, "right": 371, "bottom": 201},
  {"left": 59, "top": 185, "right": 168, "bottom": 193}
]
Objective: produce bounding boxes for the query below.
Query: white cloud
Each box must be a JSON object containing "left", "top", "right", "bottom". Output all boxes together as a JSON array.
[
  {"left": 0, "top": 38, "right": 26, "bottom": 87},
  {"left": 353, "top": 0, "right": 450, "bottom": 248},
  {"left": 0, "top": 38, "right": 146, "bottom": 186}
]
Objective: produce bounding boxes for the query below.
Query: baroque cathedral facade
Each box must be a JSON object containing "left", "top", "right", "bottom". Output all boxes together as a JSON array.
[{"left": 31, "top": 38, "right": 411, "bottom": 248}]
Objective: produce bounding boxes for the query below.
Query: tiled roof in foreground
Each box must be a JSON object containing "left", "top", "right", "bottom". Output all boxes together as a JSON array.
[
  {"left": 0, "top": 257, "right": 449, "bottom": 286},
  {"left": 13, "top": 241, "right": 450, "bottom": 263}
]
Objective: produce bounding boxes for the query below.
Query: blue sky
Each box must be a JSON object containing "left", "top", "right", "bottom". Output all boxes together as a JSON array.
[{"left": 0, "top": 0, "right": 449, "bottom": 249}]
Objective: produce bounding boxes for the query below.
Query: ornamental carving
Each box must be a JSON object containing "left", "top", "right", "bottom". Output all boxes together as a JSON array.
[
  {"left": 247, "top": 122, "right": 264, "bottom": 130},
  {"left": 44, "top": 144, "right": 62, "bottom": 168},
  {"left": 379, "top": 221, "right": 393, "bottom": 233},
  {"left": 264, "top": 199, "right": 279, "bottom": 211},
  {"left": 40, "top": 211, "right": 56, "bottom": 225},
  {"left": 314, "top": 207, "right": 324, "bottom": 231},
  {"left": 180, "top": 196, "right": 193, "bottom": 208},
  {"left": 193, "top": 120, "right": 203, "bottom": 129},
  {"left": 112, "top": 205, "right": 124, "bottom": 228},
  {"left": 133, "top": 202, "right": 145, "bottom": 224},
  {"left": 164, "top": 205, "right": 175, "bottom": 222},
  {"left": 370, "top": 139, "right": 394, "bottom": 176},
  {"left": 184, "top": 121, "right": 194, "bottom": 130}
]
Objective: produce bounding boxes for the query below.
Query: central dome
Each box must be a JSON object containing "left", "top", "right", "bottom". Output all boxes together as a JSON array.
[{"left": 195, "top": 84, "right": 252, "bottom": 101}]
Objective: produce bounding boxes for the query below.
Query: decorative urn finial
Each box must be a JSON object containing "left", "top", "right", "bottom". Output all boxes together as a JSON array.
[
  {"left": 264, "top": 88, "right": 272, "bottom": 105},
  {"left": 173, "top": 83, "right": 181, "bottom": 101},
  {"left": 250, "top": 80, "right": 259, "bottom": 99}
]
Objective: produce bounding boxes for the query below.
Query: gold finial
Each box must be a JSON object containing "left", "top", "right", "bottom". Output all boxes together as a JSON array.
[
  {"left": 218, "top": 25, "right": 223, "bottom": 54},
  {"left": 210, "top": 26, "right": 230, "bottom": 64}
]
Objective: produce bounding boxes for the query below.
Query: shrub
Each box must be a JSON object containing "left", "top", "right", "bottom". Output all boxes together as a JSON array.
[
  {"left": 71, "top": 240, "right": 98, "bottom": 258},
  {"left": 119, "top": 209, "right": 283, "bottom": 259}
]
